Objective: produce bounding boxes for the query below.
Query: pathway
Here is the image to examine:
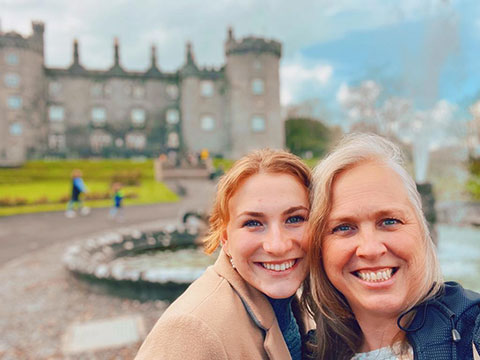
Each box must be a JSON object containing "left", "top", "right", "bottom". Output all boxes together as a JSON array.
[{"left": 0, "top": 179, "right": 216, "bottom": 359}]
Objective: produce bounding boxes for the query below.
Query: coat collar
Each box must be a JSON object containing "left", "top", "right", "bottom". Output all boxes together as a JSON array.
[{"left": 214, "top": 250, "right": 292, "bottom": 360}]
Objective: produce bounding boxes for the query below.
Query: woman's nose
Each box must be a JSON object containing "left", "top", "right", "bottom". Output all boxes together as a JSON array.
[
  {"left": 262, "top": 226, "right": 293, "bottom": 255},
  {"left": 355, "top": 227, "right": 387, "bottom": 259}
]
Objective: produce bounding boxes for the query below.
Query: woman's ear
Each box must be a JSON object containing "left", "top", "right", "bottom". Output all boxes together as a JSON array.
[{"left": 221, "top": 229, "right": 229, "bottom": 254}]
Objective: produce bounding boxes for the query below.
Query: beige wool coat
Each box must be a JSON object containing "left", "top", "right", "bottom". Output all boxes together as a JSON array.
[{"left": 135, "top": 250, "right": 310, "bottom": 360}]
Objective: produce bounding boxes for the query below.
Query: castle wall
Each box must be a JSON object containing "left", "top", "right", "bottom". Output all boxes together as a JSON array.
[
  {"left": 45, "top": 73, "right": 181, "bottom": 154},
  {"left": 1, "top": 23, "right": 284, "bottom": 162},
  {"left": 226, "top": 51, "right": 284, "bottom": 158},
  {"left": 180, "top": 76, "right": 229, "bottom": 155}
]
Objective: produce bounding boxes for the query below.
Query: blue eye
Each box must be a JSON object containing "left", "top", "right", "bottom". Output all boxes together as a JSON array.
[
  {"left": 243, "top": 219, "right": 262, "bottom": 228},
  {"left": 382, "top": 218, "right": 401, "bottom": 226},
  {"left": 332, "top": 224, "right": 354, "bottom": 233},
  {"left": 286, "top": 215, "right": 306, "bottom": 224}
]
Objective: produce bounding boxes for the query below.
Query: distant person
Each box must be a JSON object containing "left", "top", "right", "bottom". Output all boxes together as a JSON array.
[
  {"left": 109, "top": 182, "right": 124, "bottom": 221},
  {"left": 65, "top": 169, "right": 89, "bottom": 218}
]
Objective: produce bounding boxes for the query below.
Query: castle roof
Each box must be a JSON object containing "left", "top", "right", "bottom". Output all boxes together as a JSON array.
[{"left": 45, "top": 67, "right": 179, "bottom": 81}]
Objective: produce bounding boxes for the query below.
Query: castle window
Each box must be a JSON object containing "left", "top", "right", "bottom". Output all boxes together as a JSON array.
[
  {"left": 48, "top": 134, "right": 66, "bottom": 150},
  {"left": 49, "top": 81, "right": 62, "bottom": 96},
  {"left": 9, "top": 123, "right": 22, "bottom": 136},
  {"left": 91, "top": 107, "right": 107, "bottom": 127},
  {"left": 167, "top": 132, "right": 180, "bottom": 149},
  {"left": 200, "top": 115, "right": 215, "bottom": 131},
  {"left": 253, "top": 59, "right": 262, "bottom": 70},
  {"left": 200, "top": 80, "right": 214, "bottom": 97},
  {"left": 166, "top": 84, "right": 179, "bottom": 99},
  {"left": 126, "top": 133, "right": 146, "bottom": 150},
  {"left": 132, "top": 85, "right": 145, "bottom": 99},
  {"left": 131, "top": 108, "right": 146, "bottom": 127},
  {"left": 252, "top": 79, "right": 264, "bottom": 95},
  {"left": 49, "top": 106, "right": 65, "bottom": 122},
  {"left": 251, "top": 115, "right": 266, "bottom": 132},
  {"left": 7, "top": 96, "right": 22, "bottom": 109},
  {"left": 4, "top": 73, "right": 20, "bottom": 88},
  {"left": 166, "top": 109, "right": 179, "bottom": 124},
  {"left": 90, "top": 131, "right": 112, "bottom": 152},
  {"left": 6, "top": 53, "right": 19, "bottom": 65}
]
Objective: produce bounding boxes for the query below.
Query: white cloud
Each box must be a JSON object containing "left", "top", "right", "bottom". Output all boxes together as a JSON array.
[
  {"left": 280, "top": 62, "right": 333, "bottom": 105},
  {"left": 1, "top": 0, "right": 447, "bottom": 71}
]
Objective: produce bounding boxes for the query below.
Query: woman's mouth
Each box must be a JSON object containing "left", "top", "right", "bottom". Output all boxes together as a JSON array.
[
  {"left": 353, "top": 267, "right": 398, "bottom": 283},
  {"left": 260, "top": 259, "right": 297, "bottom": 272}
]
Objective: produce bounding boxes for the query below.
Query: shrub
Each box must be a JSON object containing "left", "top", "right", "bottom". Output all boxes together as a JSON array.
[
  {"left": 111, "top": 170, "right": 142, "bottom": 186},
  {"left": 85, "top": 191, "right": 110, "bottom": 201},
  {"left": 0, "top": 197, "right": 13, "bottom": 206},
  {"left": 14, "top": 197, "right": 28, "bottom": 206},
  {"left": 34, "top": 196, "right": 49, "bottom": 205},
  {"left": 124, "top": 192, "right": 138, "bottom": 199}
]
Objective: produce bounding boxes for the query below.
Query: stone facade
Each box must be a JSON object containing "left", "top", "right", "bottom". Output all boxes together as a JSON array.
[{"left": 0, "top": 22, "right": 283, "bottom": 165}]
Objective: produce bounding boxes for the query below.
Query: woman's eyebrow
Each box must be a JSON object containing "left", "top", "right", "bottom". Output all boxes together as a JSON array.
[
  {"left": 237, "top": 211, "right": 264, "bottom": 218},
  {"left": 283, "top": 206, "right": 309, "bottom": 215}
]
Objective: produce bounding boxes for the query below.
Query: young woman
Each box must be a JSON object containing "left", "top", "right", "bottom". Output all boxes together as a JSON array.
[
  {"left": 136, "top": 149, "right": 313, "bottom": 360},
  {"left": 304, "top": 133, "right": 480, "bottom": 360}
]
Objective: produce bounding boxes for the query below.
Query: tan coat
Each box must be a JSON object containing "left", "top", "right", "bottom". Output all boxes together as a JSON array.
[{"left": 135, "top": 250, "right": 309, "bottom": 360}]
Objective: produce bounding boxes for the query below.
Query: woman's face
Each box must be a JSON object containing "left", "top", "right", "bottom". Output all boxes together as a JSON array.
[
  {"left": 223, "top": 172, "right": 309, "bottom": 299},
  {"left": 322, "top": 161, "right": 425, "bottom": 321}
]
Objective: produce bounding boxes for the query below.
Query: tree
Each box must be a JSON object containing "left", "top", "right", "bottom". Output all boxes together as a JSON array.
[{"left": 285, "top": 117, "right": 332, "bottom": 157}]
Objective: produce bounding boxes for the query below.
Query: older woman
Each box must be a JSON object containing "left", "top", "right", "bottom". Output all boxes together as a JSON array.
[
  {"left": 304, "top": 133, "right": 480, "bottom": 360},
  {"left": 136, "top": 149, "right": 313, "bottom": 360}
]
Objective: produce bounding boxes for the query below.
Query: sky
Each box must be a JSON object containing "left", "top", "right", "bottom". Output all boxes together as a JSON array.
[{"left": 2, "top": 0, "right": 480, "bottom": 131}]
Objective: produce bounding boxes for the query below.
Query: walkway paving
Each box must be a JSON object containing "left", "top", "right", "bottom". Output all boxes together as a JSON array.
[{"left": 0, "top": 179, "right": 216, "bottom": 359}]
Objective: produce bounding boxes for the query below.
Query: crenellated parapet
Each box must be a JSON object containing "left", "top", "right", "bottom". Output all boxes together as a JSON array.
[
  {"left": 0, "top": 21, "right": 45, "bottom": 55},
  {"left": 225, "top": 30, "right": 281, "bottom": 57}
]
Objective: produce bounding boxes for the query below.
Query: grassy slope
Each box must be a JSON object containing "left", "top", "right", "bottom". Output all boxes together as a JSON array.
[{"left": 0, "top": 159, "right": 178, "bottom": 217}]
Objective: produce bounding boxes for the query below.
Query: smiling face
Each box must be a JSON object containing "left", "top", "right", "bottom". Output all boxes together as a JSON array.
[
  {"left": 322, "top": 161, "right": 425, "bottom": 321},
  {"left": 223, "top": 172, "right": 310, "bottom": 299}
]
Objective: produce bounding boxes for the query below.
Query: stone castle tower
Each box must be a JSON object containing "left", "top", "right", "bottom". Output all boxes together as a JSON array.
[
  {"left": 0, "top": 21, "right": 47, "bottom": 165},
  {"left": 0, "top": 22, "right": 283, "bottom": 165}
]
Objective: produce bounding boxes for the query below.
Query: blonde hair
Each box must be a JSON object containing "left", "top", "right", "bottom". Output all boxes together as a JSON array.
[
  {"left": 203, "top": 148, "right": 312, "bottom": 254},
  {"left": 303, "top": 133, "right": 443, "bottom": 359}
]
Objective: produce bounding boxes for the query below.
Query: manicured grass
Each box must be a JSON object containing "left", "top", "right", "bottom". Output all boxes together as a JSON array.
[{"left": 0, "top": 159, "right": 178, "bottom": 217}]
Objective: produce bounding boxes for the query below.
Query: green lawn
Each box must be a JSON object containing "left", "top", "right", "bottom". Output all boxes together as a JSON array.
[{"left": 0, "top": 159, "right": 178, "bottom": 217}]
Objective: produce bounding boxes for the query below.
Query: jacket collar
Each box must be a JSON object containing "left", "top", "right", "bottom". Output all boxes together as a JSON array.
[{"left": 214, "top": 250, "right": 292, "bottom": 360}]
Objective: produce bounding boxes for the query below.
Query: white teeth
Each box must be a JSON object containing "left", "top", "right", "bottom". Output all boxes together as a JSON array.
[
  {"left": 262, "top": 260, "right": 296, "bottom": 272},
  {"left": 357, "top": 268, "right": 393, "bottom": 282}
]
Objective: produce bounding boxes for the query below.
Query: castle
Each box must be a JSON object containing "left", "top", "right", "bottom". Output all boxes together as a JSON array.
[{"left": 0, "top": 22, "right": 283, "bottom": 166}]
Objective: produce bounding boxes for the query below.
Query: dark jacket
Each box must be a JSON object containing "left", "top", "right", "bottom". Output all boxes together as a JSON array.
[{"left": 402, "top": 282, "right": 480, "bottom": 360}]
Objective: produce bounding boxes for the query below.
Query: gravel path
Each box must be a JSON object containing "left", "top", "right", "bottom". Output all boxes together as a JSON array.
[{"left": 0, "top": 179, "right": 216, "bottom": 359}]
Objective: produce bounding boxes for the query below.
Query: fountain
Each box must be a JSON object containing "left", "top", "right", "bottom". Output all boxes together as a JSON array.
[{"left": 63, "top": 214, "right": 214, "bottom": 302}]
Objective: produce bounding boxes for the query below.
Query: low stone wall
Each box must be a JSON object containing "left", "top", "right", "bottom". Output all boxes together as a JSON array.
[{"left": 63, "top": 223, "right": 202, "bottom": 301}]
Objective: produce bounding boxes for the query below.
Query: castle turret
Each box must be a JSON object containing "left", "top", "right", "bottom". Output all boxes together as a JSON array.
[
  {"left": 225, "top": 29, "right": 283, "bottom": 157},
  {"left": 145, "top": 44, "right": 161, "bottom": 76},
  {"left": 68, "top": 39, "right": 85, "bottom": 74},
  {"left": 107, "top": 37, "right": 125, "bottom": 75},
  {"left": 180, "top": 42, "right": 199, "bottom": 77},
  {"left": 0, "top": 21, "right": 47, "bottom": 165},
  {"left": 31, "top": 21, "right": 45, "bottom": 56}
]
